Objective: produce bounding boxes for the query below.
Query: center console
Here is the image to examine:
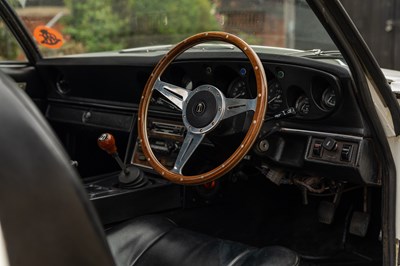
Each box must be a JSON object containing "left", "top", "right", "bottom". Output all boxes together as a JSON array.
[
  {"left": 84, "top": 125, "right": 184, "bottom": 225},
  {"left": 85, "top": 172, "right": 180, "bottom": 225},
  {"left": 131, "top": 118, "right": 185, "bottom": 170}
]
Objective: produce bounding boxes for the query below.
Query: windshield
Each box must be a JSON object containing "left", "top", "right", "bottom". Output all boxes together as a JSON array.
[{"left": 7, "top": 0, "right": 338, "bottom": 58}]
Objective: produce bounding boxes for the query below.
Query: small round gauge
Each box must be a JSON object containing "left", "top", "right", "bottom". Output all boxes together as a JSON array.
[
  {"left": 295, "top": 96, "right": 310, "bottom": 116},
  {"left": 227, "top": 78, "right": 248, "bottom": 98},
  {"left": 321, "top": 87, "right": 336, "bottom": 110},
  {"left": 267, "top": 79, "right": 284, "bottom": 111}
]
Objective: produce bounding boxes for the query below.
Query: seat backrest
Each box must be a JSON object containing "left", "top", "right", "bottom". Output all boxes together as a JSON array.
[{"left": 0, "top": 71, "right": 116, "bottom": 266}]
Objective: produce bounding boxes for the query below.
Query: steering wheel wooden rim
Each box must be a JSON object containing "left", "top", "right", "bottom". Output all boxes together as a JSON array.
[{"left": 138, "top": 31, "right": 268, "bottom": 185}]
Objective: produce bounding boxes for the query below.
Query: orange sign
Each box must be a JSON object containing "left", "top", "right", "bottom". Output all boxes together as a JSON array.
[{"left": 33, "top": 26, "right": 64, "bottom": 49}]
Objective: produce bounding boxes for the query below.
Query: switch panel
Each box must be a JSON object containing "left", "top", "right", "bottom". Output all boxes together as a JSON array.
[{"left": 308, "top": 137, "right": 358, "bottom": 165}]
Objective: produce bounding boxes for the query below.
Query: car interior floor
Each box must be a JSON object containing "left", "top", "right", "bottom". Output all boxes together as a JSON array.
[{"left": 164, "top": 171, "right": 383, "bottom": 265}]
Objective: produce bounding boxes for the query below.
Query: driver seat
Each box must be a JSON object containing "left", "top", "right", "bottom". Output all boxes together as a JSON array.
[
  {"left": 0, "top": 71, "right": 299, "bottom": 266},
  {"left": 107, "top": 216, "right": 299, "bottom": 266}
]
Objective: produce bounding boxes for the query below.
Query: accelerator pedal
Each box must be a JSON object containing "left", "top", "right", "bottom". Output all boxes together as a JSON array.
[{"left": 349, "top": 211, "right": 370, "bottom": 237}]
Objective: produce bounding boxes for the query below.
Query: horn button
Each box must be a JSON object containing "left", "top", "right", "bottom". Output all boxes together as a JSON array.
[{"left": 183, "top": 85, "right": 224, "bottom": 133}]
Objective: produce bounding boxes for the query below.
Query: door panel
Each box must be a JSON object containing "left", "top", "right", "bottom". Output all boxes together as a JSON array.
[
  {"left": 0, "top": 14, "right": 47, "bottom": 110},
  {"left": 1, "top": 65, "right": 47, "bottom": 111}
]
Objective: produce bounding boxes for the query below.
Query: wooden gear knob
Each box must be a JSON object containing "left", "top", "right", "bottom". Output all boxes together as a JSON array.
[{"left": 97, "top": 133, "right": 117, "bottom": 155}]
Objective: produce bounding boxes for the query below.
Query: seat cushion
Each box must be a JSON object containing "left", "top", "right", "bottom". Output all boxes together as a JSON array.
[{"left": 107, "top": 216, "right": 299, "bottom": 266}]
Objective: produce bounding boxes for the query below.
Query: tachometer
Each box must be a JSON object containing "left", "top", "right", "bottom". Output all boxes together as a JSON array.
[
  {"left": 227, "top": 78, "right": 248, "bottom": 98},
  {"left": 226, "top": 78, "right": 249, "bottom": 98}
]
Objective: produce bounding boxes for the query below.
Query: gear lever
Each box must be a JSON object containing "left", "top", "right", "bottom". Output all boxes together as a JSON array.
[{"left": 98, "top": 133, "right": 148, "bottom": 188}]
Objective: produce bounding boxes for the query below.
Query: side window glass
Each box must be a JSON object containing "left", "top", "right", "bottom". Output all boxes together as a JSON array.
[{"left": 0, "top": 17, "right": 27, "bottom": 62}]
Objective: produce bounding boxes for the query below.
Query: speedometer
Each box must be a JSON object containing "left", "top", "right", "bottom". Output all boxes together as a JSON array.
[{"left": 267, "top": 79, "right": 284, "bottom": 111}]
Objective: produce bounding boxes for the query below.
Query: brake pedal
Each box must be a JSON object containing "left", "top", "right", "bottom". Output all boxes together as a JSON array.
[
  {"left": 318, "top": 184, "right": 343, "bottom": 224},
  {"left": 318, "top": 200, "right": 336, "bottom": 224}
]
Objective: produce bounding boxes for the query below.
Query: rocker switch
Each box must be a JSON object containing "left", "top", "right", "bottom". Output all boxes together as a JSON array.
[
  {"left": 341, "top": 144, "right": 353, "bottom": 162},
  {"left": 322, "top": 137, "right": 337, "bottom": 151},
  {"left": 312, "top": 140, "right": 323, "bottom": 157}
]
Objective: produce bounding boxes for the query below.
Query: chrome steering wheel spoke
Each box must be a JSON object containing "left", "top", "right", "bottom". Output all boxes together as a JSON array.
[
  {"left": 171, "top": 131, "right": 205, "bottom": 174},
  {"left": 153, "top": 78, "right": 189, "bottom": 110},
  {"left": 222, "top": 97, "right": 257, "bottom": 120}
]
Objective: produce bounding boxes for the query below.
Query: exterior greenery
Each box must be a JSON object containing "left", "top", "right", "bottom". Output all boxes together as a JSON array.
[
  {"left": 1, "top": 0, "right": 219, "bottom": 58},
  {"left": 63, "top": 0, "right": 127, "bottom": 52},
  {"left": 0, "top": 1, "right": 25, "bottom": 60},
  {"left": 63, "top": 0, "right": 219, "bottom": 53}
]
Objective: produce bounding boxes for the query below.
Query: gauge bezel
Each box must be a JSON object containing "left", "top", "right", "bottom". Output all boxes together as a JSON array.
[
  {"left": 267, "top": 78, "right": 285, "bottom": 113},
  {"left": 321, "top": 87, "right": 337, "bottom": 110},
  {"left": 226, "top": 77, "right": 249, "bottom": 99},
  {"left": 295, "top": 95, "right": 311, "bottom": 116},
  {"left": 310, "top": 76, "right": 341, "bottom": 114}
]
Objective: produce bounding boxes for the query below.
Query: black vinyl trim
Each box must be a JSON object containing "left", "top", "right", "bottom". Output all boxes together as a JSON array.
[
  {"left": 307, "top": 1, "right": 396, "bottom": 265},
  {"left": 48, "top": 97, "right": 137, "bottom": 112},
  {"left": 47, "top": 98, "right": 182, "bottom": 119},
  {"left": 279, "top": 128, "right": 363, "bottom": 141},
  {"left": 36, "top": 51, "right": 350, "bottom": 77}
]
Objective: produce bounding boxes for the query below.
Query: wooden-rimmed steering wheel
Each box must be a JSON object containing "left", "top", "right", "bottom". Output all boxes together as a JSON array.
[{"left": 138, "top": 32, "right": 268, "bottom": 185}]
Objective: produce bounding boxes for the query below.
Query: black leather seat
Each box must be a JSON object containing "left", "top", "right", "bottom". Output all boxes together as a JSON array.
[
  {"left": 0, "top": 70, "right": 299, "bottom": 266},
  {"left": 108, "top": 215, "right": 299, "bottom": 266}
]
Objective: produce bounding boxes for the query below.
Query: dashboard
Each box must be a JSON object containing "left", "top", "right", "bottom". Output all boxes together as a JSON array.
[{"left": 43, "top": 52, "right": 379, "bottom": 185}]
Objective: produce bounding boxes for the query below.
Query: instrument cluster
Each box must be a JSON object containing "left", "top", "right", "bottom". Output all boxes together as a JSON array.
[{"left": 155, "top": 61, "right": 341, "bottom": 120}]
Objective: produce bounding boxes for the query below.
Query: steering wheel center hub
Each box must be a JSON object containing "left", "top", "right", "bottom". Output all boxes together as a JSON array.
[{"left": 183, "top": 85, "right": 225, "bottom": 133}]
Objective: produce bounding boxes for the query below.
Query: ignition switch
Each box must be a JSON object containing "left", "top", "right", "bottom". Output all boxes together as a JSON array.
[{"left": 258, "top": 139, "right": 269, "bottom": 152}]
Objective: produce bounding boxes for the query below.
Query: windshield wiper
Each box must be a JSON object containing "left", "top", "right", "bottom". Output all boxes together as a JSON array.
[
  {"left": 189, "top": 43, "right": 236, "bottom": 51},
  {"left": 289, "top": 49, "right": 343, "bottom": 59},
  {"left": 120, "top": 43, "right": 236, "bottom": 54},
  {"left": 120, "top": 45, "right": 173, "bottom": 54}
]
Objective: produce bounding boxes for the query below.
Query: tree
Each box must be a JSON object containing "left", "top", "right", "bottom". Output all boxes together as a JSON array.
[
  {"left": 63, "top": 0, "right": 220, "bottom": 52},
  {"left": 0, "top": 0, "right": 26, "bottom": 60},
  {"left": 127, "top": 0, "right": 220, "bottom": 47},
  {"left": 130, "top": 0, "right": 218, "bottom": 34},
  {"left": 0, "top": 24, "right": 21, "bottom": 60},
  {"left": 63, "top": 0, "right": 127, "bottom": 52}
]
